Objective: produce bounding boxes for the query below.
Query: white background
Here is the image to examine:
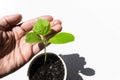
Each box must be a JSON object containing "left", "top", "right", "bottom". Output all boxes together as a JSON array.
[{"left": 0, "top": 0, "right": 120, "bottom": 80}]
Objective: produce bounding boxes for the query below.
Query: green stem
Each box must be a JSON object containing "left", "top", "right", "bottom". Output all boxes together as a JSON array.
[{"left": 43, "top": 36, "right": 47, "bottom": 64}]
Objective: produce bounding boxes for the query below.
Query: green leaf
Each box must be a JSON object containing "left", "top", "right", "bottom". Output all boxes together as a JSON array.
[
  {"left": 25, "top": 32, "right": 42, "bottom": 43},
  {"left": 32, "top": 19, "right": 51, "bottom": 36},
  {"left": 48, "top": 32, "right": 75, "bottom": 44}
]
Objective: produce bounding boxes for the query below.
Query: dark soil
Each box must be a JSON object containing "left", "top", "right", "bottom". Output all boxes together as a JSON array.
[{"left": 28, "top": 53, "right": 65, "bottom": 80}]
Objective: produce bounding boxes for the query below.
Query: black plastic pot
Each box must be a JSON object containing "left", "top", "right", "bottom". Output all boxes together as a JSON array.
[{"left": 27, "top": 52, "right": 67, "bottom": 80}]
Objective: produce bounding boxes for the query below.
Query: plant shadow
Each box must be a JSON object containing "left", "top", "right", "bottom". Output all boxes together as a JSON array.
[{"left": 60, "top": 53, "right": 95, "bottom": 80}]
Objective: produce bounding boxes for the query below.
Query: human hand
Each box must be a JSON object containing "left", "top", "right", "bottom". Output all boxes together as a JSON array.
[{"left": 0, "top": 14, "right": 62, "bottom": 78}]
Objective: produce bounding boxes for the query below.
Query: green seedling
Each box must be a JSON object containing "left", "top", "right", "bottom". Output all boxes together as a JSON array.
[{"left": 25, "top": 19, "right": 75, "bottom": 63}]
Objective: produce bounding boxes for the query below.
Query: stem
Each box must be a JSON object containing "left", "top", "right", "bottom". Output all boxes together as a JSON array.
[{"left": 43, "top": 36, "right": 47, "bottom": 64}]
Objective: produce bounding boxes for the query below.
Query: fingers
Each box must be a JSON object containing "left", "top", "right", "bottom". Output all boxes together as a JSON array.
[
  {"left": 20, "top": 15, "right": 62, "bottom": 54},
  {"left": 21, "top": 15, "right": 53, "bottom": 32},
  {"left": 51, "top": 19, "right": 62, "bottom": 33},
  {"left": 0, "top": 14, "right": 22, "bottom": 30}
]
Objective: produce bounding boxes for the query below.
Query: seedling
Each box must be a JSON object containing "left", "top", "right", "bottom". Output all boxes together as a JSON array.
[{"left": 25, "top": 19, "right": 75, "bottom": 63}]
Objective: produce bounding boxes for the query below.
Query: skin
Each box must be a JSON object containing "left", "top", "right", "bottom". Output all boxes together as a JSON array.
[{"left": 0, "top": 14, "right": 62, "bottom": 78}]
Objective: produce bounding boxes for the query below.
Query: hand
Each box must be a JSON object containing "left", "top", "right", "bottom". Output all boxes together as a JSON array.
[{"left": 0, "top": 14, "right": 62, "bottom": 78}]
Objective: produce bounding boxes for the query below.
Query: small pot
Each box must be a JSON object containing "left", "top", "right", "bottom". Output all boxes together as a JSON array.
[{"left": 27, "top": 52, "right": 67, "bottom": 80}]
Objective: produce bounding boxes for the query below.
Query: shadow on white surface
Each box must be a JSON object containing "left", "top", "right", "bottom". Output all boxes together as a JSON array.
[{"left": 60, "top": 54, "right": 95, "bottom": 80}]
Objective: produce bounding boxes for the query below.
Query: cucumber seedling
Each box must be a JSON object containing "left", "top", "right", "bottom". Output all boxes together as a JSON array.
[{"left": 25, "top": 19, "right": 75, "bottom": 63}]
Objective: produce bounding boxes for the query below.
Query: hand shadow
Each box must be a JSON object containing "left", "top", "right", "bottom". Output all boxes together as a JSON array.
[{"left": 60, "top": 53, "right": 95, "bottom": 80}]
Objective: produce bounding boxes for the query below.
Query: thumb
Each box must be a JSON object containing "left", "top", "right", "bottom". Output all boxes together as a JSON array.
[{"left": 0, "top": 14, "right": 22, "bottom": 30}]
